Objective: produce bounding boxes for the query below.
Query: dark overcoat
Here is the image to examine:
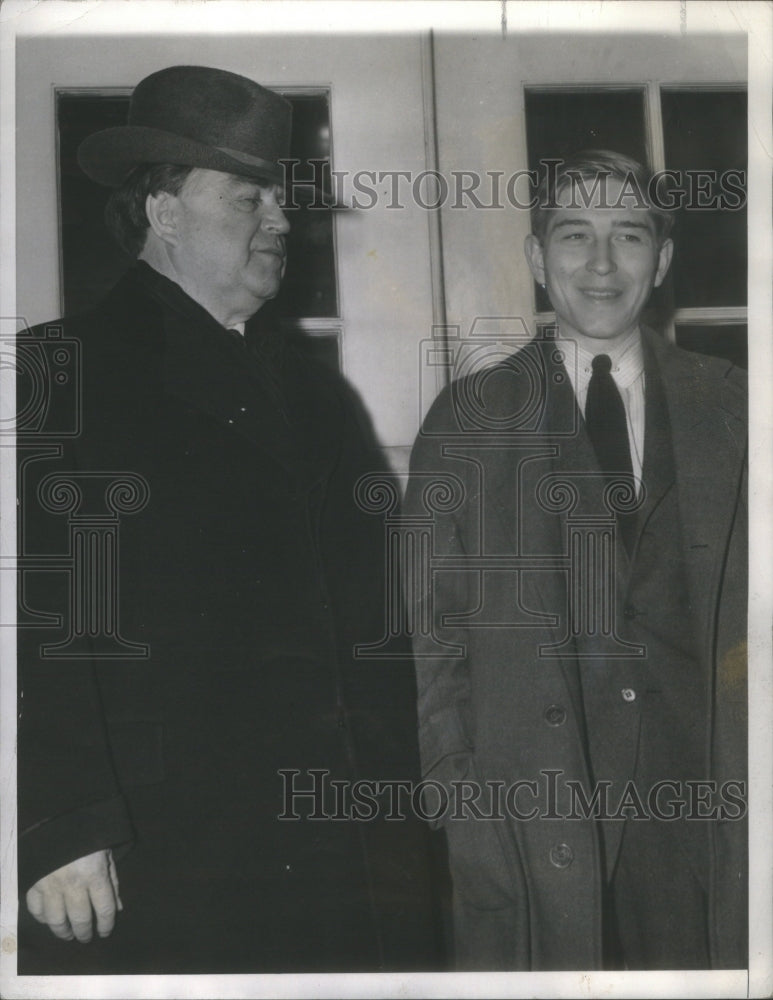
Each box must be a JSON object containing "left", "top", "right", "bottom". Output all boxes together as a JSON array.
[
  {"left": 17, "top": 263, "right": 439, "bottom": 973},
  {"left": 406, "top": 330, "right": 747, "bottom": 970}
]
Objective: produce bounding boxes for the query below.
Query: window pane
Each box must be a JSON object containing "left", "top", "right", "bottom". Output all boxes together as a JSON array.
[
  {"left": 57, "top": 90, "right": 338, "bottom": 319},
  {"left": 661, "top": 89, "right": 747, "bottom": 309},
  {"left": 675, "top": 324, "right": 747, "bottom": 370},
  {"left": 272, "top": 94, "right": 338, "bottom": 319},
  {"left": 58, "top": 95, "right": 132, "bottom": 314},
  {"left": 524, "top": 89, "right": 647, "bottom": 312},
  {"left": 524, "top": 89, "right": 648, "bottom": 167},
  {"left": 291, "top": 331, "right": 341, "bottom": 372}
]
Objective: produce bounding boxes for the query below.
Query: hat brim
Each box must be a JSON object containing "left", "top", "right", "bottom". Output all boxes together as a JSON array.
[
  {"left": 78, "top": 126, "right": 287, "bottom": 188},
  {"left": 78, "top": 126, "right": 341, "bottom": 207}
]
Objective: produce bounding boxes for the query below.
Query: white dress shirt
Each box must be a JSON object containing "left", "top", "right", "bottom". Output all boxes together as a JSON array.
[{"left": 557, "top": 329, "right": 646, "bottom": 492}]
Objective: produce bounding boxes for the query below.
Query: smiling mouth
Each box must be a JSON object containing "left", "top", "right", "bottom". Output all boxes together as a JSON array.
[{"left": 580, "top": 288, "right": 622, "bottom": 301}]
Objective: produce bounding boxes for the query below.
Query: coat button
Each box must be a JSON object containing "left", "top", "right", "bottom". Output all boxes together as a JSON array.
[
  {"left": 544, "top": 704, "right": 567, "bottom": 727},
  {"left": 623, "top": 603, "right": 637, "bottom": 620},
  {"left": 549, "top": 843, "right": 574, "bottom": 869},
  {"left": 621, "top": 688, "right": 636, "bottom": 702}
]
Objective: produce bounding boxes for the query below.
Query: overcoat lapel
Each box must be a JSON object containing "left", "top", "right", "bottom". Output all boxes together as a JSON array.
[
  {"left": 131, "top": 262, "right": 342, "bottom": 488},
  {"left": 535, "top": 342, "right": 598, "bottom": 772},
  {"left": 643, "top": 330, "right": 746, "bottom": 650},
  {"left": 627, "top": 339, "right": 677, "bottom": 555},
  {"left": 477, "top": 339, "right": 596, "bottom": 781}
]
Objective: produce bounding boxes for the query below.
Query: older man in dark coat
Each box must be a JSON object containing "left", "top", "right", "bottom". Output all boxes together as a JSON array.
[
  {"left": 17, "top": 65, "right": 438, "bottom": 973},
  {"left": 406, "top": 151, "right": 747, "bottom": 971}
]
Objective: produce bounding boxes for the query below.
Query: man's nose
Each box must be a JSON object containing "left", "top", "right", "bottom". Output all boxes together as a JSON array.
[
  {"left": 263, "top": 202, "right": 290, "bottom": 235},
  {"left": 586, "top": 239, "right": 616, "bottom": 275}
]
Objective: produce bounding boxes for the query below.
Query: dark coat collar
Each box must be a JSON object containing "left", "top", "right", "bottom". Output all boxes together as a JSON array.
[{"left": 97, "top": 263, "right": 344, "bottom": 487}]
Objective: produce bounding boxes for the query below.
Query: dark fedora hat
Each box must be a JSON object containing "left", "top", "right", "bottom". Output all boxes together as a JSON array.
[{"left": 78, "top": 65, "right": 292, "bottom": 188}]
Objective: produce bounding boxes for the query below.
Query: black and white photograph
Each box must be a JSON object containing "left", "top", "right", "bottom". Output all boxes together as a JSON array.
[{"left": 1, "top": 2, "right": 771, "bottom": 997}]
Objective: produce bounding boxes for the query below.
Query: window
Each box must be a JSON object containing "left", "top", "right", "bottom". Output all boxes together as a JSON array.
[
  {"left": 56, "top": 89, "right": 341, "bottom": 370},
  {"left": 525, "top": 85, "right": 747, "bottom": 368}
]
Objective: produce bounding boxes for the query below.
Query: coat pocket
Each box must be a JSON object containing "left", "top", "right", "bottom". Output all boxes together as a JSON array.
[{"left": 445, "top": 813, "right": 520, "bottom": 913}]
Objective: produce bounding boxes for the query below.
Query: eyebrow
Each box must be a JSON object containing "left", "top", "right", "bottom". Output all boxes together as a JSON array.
[
  {"left": 226, "top": 178, "right": 287, "bottom": 202},
  {"left": 226, "top": 177, "right": 270, "bottom": 193},
  {"left": 551, "top": 217, "right": 653, "bottom": 232}
]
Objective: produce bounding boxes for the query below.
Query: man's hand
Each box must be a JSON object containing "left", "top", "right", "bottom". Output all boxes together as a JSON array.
[{"left": 26, "top": 849, "right": 123, "bottom": 943}]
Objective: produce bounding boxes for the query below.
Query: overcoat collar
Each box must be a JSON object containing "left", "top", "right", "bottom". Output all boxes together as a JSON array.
[{"left": 114, "top": 263, "right": 342, "bottom": 488}]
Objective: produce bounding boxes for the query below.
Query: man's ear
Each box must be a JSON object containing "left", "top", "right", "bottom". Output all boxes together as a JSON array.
[
  {"left": 653, "top": 237, "right": 674, "bottom": 288},
  {"left": 524, "top": 234, "right": 546, "bottom": 286},
  {"left": 144, "top": 191, "right": 180, "bottom": 247}
]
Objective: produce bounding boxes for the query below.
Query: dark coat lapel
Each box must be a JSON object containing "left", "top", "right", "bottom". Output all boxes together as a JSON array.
[
  {"left": 633, "top": 333, "right": 677, "bottom": 546},
  {"left": 126, "top": 263, "right": 341, "bottom": 488},
  {"left": 642, "top": 329, "right": 746, "bottom": 645},
  {"left": 473, "top": 339, "right": 596, "bottom": 779},
  {"left": 535, "top": 341, "right": 598, "bottom": 771}
]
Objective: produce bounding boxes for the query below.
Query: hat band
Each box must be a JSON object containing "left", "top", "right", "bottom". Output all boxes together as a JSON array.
[{"left": 214, "top": 145, "right": 281, "bottom": 175}]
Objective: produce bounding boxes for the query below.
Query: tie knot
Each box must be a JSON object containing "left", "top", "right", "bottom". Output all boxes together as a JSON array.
[{"left": 591, "top": 353, "right": 613, "bottom": 375}]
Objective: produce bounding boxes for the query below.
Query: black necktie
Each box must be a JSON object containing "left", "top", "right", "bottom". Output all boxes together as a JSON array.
[{"left": 585, "top": 354, "right": 632, "bottom": 478}]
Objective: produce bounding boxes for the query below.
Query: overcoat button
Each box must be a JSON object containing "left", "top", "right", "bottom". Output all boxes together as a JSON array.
[
  {"left": 621, "top": 688, "right": 636, "bottom": 702},
  {"left": 544, "top": 704, "right": 567, "bottom": 727},
  {"left": 549, "top": 843, "right": 574, "bottom": 869}
]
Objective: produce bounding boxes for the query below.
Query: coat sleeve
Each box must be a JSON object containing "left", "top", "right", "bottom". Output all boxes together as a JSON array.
[
  {"left": 16, "top": 325, "right": 134, "bottom": 892},
  {"left": 403, "top": 388, "right": 477, "bottom": 823},
  {"left": 17, "top": 650, "right": 134, "bottom": 891}
]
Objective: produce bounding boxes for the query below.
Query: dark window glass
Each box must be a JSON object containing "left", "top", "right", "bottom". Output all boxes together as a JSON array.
[
  {"left": 661, "top": 89, "right": 747, "bottom": 309},
  {"left": 57, "top": 90, "right": 337, "bottom": 320},
  {"left": 272, "top": 95, "right": 337, "bottom": 319},
  {"left": 291, "top": 331, "right": 341, "bottom": 372},
  {"left": 524, "top": 89, "right": 648, "bottom": 168},
  {"left": 675, "top": 324, "right": 747, "bottom": 370},
  {"left": 58, "top": 95, "right": 132, "bottom": 315},
  {"left": 524, "top": 89, "right": 647, "bottom": 312}
]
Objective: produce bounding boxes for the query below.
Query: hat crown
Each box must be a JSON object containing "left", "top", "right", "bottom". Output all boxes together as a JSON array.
[
  {"left": 77, "top": 64, "right": 292, "bottom": 187},
  {"left": 129, "top": 65, "right": 291, "bottom": 161}
]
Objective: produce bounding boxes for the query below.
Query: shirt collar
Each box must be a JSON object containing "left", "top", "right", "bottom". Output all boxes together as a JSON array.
[{"left": 558, "top": 327, "right": 644, "bottom": 391}]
